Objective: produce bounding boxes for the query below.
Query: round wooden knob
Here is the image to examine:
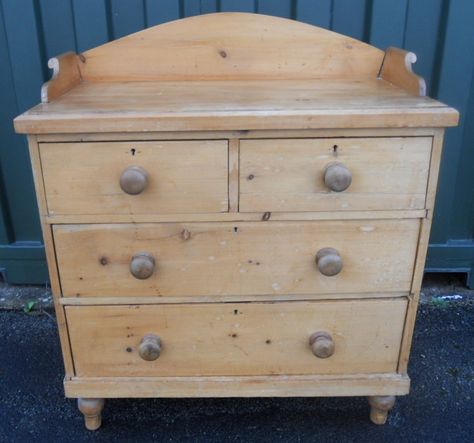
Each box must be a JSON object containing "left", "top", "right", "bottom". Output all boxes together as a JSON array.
[
  {"left": 324, "top": 162, "right": 352, "bottom": 192},
  {"left": 130, "top": 252, "right": 155, "bottom": 279},
  {"left": 315, "top": 247, "right": 343, "bottom": 276},
  {"left": 138, "top": 334, "right": 162, "bottom": 361},
  {"left": 309, "top": 331, "right": 335, "bottom": 358},
  {"left": 120, "top": 165, "right": 148, "bottom": 195}
]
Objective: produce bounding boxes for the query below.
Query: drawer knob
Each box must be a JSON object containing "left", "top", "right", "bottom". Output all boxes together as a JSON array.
[
  {"left": 138, "top": 334, "right": 162, "bottom": 361},
  {"left": 315, "top": 247, "right": 343, "bottom": 276},
  {"left": 130, "top": 252, "right": 155, "bottom": 279},
  {"left": 324, "top": 162, "right": 352, "bottom": 192},
  {"left": 120, "top": 165, "right": 149, "bottom": 195},
  {"left": 309, "top": 331, "right": 335, "bottom": 358}
]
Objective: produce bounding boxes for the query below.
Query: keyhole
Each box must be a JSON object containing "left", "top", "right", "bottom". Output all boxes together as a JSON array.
[{"left": 130, "top": 148, "right": 136, "bottom": 156}]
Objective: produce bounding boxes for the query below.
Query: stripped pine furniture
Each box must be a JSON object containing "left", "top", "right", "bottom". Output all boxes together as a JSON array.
[{"left": 14, "top": 13, "right": 458, "bottom": 430}]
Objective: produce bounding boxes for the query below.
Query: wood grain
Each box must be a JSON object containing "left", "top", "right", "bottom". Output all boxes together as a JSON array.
[
  {"left": 379, "top": 47, "right": 426, "bottom": 96},
  {"left": 228, "top": 138, "right": 239, "bottom": 212},
  {"left": 45, "top": 209, "right": 426, "bottom": 225},
  {"left": 40, "top": 140, "right": 228, "bottom": 215},
  {"left": 398, "top": 130, "right": 446, "bottom": 374},
  {"left": 26, "top": 136, "right": 75, "bottom": 376},
  {"left": 34, "top": 127, "right": 440, "bottom": 143},
  {"left": 65, "top": 373, "right": 410, "bottom": 398},
  {"left": 240, "top": 137, "right": 432, "bottom": 212},
  {"left": 66, "top": 299, "right": 407, "bottom": 377},
  {"left": 58, "top": 292, "right": 408, "bottom": 306},
  {"left": 41, "top": 52, "right": 83, "bottom": 103},
  {"left": 78, "top": 13, "right": 384, "bottom": 81},
  {"left": 15, "top": 79, "right": 458, "bottom": 134},
  {"left": 53, "top": 220, "right": 420, "bottom": 297}
]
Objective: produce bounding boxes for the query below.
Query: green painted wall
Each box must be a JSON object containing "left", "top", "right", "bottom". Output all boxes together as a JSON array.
[{"left": 0, "top": 0, "right": 473, "bottom": 286}]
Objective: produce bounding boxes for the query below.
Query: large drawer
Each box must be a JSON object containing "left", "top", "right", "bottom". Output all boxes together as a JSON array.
[
  {"left": 54, "top": 220, "right": 419, "bottom": 297},
  {"left": 40, "top": 140, "right": 229, "bottom": 215},
  {"left": 239, "top": 137, "right": 432, "bottom": 212},
  {"left": 66, "top": 299, "right": 407, "bottom": 377}
]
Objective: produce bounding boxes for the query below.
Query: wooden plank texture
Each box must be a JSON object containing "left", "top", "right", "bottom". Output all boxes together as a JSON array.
[
  {"left": 65, "top": 373, "right": 411, "bottom": 398},
  {"left": 14, "top": 79, "right": 458, "bottom": 134},
  {"left": 40, "top": 140, "right": 229, "bottom": 215},
  {"left": 66, "top": 299, "right": 407, "bottom": 377},
  {"left": 240, "top": 137, "right": 432, "bottom": 212},
  {"left": 53, "top": 220, "right": 420, "bottom": 297},
  {"left": 77, "top": 13, "right": 384, "bottom": 81},
  {"left": 379, "top": 48, "right": 426, "bottom": 97},
  {"left": 27, "top": 136, "right": 75, "bottom": 376}
]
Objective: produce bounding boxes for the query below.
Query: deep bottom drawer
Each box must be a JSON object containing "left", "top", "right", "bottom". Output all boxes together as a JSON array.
[{"left": 67, "top": 299, "right": 407, "bottom": 377}]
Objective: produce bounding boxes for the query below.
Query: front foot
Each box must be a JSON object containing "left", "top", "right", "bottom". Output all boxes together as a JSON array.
[
  {"left": 367, "top": 395, "right": 396, "bottom": 425},
  {"left": 78, "top": 398, "right": 105, "bottom": 430}
]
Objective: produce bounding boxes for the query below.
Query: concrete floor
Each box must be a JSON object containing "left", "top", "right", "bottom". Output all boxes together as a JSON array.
[{"left": 0, "top": 292, "right": 472, "bottom": 442}]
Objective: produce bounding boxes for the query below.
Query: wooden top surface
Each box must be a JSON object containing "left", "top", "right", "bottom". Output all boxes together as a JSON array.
[
  {"left": 14, "top": 13, "right": 458, "bottom": 133},
  {"left": 15, "top": 78, "right": 458, "bottom": 133}
]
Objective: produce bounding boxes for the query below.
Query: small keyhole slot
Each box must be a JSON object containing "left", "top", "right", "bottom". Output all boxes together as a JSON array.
[{"left": 130, "top": 148, "right": 136, "bottom": 156}]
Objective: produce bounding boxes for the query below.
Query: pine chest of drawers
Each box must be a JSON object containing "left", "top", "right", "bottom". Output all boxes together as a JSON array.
[{"left": 14, "top": 13, "right": 458, "bottom": 430}]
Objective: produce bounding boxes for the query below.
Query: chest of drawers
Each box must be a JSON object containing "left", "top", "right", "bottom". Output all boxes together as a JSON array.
[{"left": 14, "top": 13, "right": 458, "bottom": 430}]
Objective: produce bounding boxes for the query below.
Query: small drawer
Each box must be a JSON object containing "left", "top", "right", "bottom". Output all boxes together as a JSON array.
[
  {"left": 40, "top": 140, "right": 229, "bottom": 215},
  {"left": 54, "top": 219, "right": 419, "bottom": 297},
  {"left": 66, "top": 298, "right": 407, "bottom": 377},
  {"left": 239, "top": 137, "right": 432, "bottom": 212}
]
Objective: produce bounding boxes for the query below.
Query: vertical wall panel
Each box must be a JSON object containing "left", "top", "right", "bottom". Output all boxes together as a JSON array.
[
  {"left": 39, "top": 0, "right": 77, "bottom": 59},
  {"left": 110, "top": 0, "right": 146, "bottom": 38},
  {"left": 404, "top": 0, "right": 443, "bottom": 95},
  {"left": 258, "top": 0, "right": 292, "bottom": 18},
  {"left": 430, "top": 0, "right": 474, "bottom": 243},
  {"left": 72, "top": 0, "right": 110, "bottom": 52},
  {"left": 221, "top": 0, "right": 255, "bottom": 12},
  {"left": 184, "top": 0, "right": 201, "bottom": 16},
  {"left": 332, "top": 0, "right": 367, "bottom": 40},
  {"left": 0, "top": 5, "right": 17, "bottom": 245},
  {"left": 1, "top": 0, "right": 42, "bottom": 241},
  {"left": 2, "top": 0, "right": 45, "bottom": 110},
  {"left": 146, "top": 0, "right": 181, "bottom": 26},
  {"left": 451, "top": 74, "right": 474, "bottom": 240},
  {"left": 296, "top": 0, "right": 332, "bottom": 28},
  {"left": 0, "top": 0, "right": 44, "bottom": 282},
  {"left": 369, "top": 0, "right": 408, "bottom": 49},
  {"left": 201, "top": 0, "right": 219, "bottom": 13}
]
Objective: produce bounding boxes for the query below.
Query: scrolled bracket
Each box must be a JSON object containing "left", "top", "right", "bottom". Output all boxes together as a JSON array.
[
  {"left": 378, "top": 47, "right": 426, "bottom": 97},
  {"left": 41, "top": 52, "right": 85, "bottom": 103}
]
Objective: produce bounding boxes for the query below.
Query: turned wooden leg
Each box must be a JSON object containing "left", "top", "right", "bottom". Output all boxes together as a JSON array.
[
  {"left": 77, "top": 398, "right": 105, "bottom": 430},
  {"left": 368, "top": 395, "right": 396, "bottom": 425}
]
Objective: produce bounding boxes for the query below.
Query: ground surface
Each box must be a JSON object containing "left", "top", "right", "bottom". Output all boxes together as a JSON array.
[{"left": 0, "top": 288, "right": 472, "bottom": 442}]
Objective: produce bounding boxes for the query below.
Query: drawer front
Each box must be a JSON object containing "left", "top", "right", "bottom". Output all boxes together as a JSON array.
[
  {"left": 40, "top": 140, "right": 228, "bottom": 215},
  {"left": 66, "top": 299, "right": 407, "bottom": 377},
  {"left": 240, "top": 137, "right": 432, "bottom": 212},
  {"left": 54, "top": 220, "right": 419, "bottom": 297}
]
